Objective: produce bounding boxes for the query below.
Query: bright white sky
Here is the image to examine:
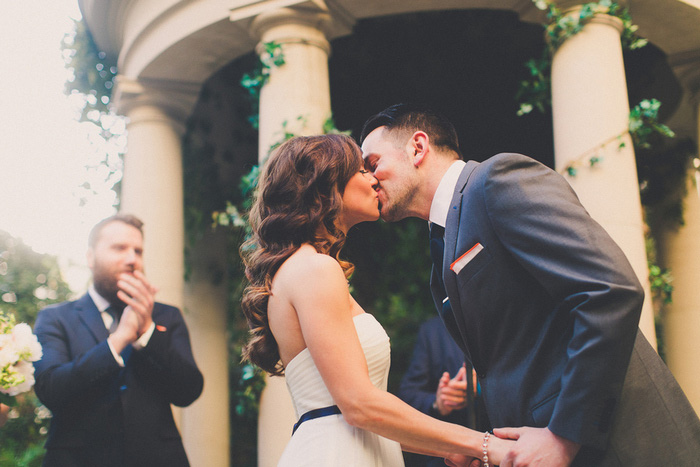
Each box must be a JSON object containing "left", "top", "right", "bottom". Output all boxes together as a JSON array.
[{"left": 0, "top": 1, "right": 120, "bottom": 294}]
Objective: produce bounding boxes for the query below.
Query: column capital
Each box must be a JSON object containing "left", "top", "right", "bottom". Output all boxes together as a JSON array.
[
  {"left": 250, "top": 7, "right": 333, "bottom": 56},
  {"left": 112, "top": 77, "right": 200, "bottom": 135}
]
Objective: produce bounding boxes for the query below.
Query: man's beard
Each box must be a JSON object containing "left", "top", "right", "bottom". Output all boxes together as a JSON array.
[
  {"left": 378, "top": 183, "right": 415, "bottom": 222},
  {"left": 93, "top": 269, "right": 125, "bottom": 307},
  {"left": 379, "top": 203, "right": 405, "bottom": 222}
]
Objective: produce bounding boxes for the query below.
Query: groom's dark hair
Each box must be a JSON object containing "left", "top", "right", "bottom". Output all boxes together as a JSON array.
[{"left": 360, "top": 103, "right": 462, "bottom": 158}]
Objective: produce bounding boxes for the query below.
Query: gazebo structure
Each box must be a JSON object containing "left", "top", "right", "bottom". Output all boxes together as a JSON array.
[{"left": 79, "top": 0, "right": 700, "bottom": 465}]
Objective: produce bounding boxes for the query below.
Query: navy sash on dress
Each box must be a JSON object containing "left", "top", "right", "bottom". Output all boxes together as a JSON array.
[{"left": 292, "top": 405, "right": 341, "bottom": 435}]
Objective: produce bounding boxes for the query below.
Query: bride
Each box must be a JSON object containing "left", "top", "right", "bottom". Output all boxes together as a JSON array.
[{"left": 241, "top": 134, "right": 512, "bottom": 466}]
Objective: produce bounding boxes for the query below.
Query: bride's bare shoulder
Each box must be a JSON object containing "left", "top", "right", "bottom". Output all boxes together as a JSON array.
[{"left": 274, "top": 245, "right": 344, "bottom": 287}]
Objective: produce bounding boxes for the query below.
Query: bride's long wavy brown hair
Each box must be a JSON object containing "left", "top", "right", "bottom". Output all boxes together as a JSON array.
[{"left": 240, "top": 134, "right": 363, "bottom": 375}]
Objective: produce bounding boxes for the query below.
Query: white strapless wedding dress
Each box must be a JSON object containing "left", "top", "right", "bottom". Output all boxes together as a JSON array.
[{"left": 277, "top": 313, "right": 405, "bottom": 466}]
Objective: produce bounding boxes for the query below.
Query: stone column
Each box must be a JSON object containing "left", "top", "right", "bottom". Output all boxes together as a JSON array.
[
  {"left": 248, "top": 7, "right": 333, "bottom": 467},
  {"left": 550, "top": 9, "right": 657, "bottom": 344},
  {"left": 118, "top": 93, "right": 186, "bottom": 309},
  {"left": 183, "top": 230, "right": 231, "bottom": 467},
  {"left": 252, "top": 7, "right": 332, "bottom": 162},
  {"left": 657, "top": 157, "right": 700, "bottom": 414},
  {"left": 655, "top": 79, "right": 700, "bottom": 413},
  {"left": 115, "top": 78, "right": 229, "bottom": 466}
]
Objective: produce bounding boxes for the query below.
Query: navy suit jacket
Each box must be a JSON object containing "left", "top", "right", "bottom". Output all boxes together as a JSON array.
[
  {"left": 34, "top": 294, "right": 203, "bottom": 467},
  {"left": 432, "top": 154, "right": 700, "bottom": 464}
]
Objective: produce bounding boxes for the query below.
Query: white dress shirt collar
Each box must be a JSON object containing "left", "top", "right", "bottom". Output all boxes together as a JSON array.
[
  {"left": 429, "top": 160, "right": 466, "bottom": 227},
  {"left": 88, "top": 285, "right": 110, "bottom": 313}
]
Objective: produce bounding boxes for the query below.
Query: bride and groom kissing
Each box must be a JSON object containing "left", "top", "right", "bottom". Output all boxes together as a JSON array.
[{"left": 241, "top": 104, "right": 700, "bottom": 466}]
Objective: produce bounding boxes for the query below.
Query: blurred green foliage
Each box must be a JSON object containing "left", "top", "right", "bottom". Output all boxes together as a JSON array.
[
  {"left": 61, "top": 18, "right": 117, "bottom": 123},
  {"left": 0, "top": 231, "right": 73, "bottom": 465}
]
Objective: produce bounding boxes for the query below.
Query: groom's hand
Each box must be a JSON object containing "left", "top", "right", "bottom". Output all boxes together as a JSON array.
[{"left": 493, "top": 426, "right": 580, "bottom": 467}]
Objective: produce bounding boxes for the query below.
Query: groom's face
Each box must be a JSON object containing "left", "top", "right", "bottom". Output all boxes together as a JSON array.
[{"left": 361, "top": 126, "right": 419, "bottom": 222}]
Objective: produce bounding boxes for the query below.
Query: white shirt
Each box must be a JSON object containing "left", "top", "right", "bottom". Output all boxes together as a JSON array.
[
  {"left": 88, "top": 285, "right": 155, "bottom": 366},
  {"left": 429, "top": 160, "right": 466, "bottom": 227}
]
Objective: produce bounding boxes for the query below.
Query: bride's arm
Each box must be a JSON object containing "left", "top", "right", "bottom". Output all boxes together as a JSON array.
[{"left": 285, "top": 254, "right": 512, "bottom": 464}]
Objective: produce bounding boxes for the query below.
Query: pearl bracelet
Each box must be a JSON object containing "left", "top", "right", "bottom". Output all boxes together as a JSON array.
[{"left": 482, "top": 431, "right": 491, "bottom": 467}]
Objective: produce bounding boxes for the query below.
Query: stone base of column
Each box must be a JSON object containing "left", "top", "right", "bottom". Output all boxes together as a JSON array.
[{"left": 258, "top": 374, "right": 297, "bottom": 467}]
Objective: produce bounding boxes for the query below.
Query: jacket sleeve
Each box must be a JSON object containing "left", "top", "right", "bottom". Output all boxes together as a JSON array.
[
  {"left": 483, "top": 154, "right": 643, "bottom": 448},
  {"left": 33, "top": 306, "right": 122, "bottom": 411},
  {"left": 130, "top": 305, "right": 204, "bottom": 407}
]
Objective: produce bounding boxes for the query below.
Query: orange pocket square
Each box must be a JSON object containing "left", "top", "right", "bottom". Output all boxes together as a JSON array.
[{"left": 450, "top": 243, "right": 484, "bottom": 274}]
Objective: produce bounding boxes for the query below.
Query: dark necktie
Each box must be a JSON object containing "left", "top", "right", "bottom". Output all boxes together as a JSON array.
[
  {"left": 430, "top": 224, "right": 468, "bottom": 360},
  {"left": 106, "top": 305, "right": 123, "bottom": 334},
  {"left": 429, "top": 223, "right": 447, "bottom": 294}
]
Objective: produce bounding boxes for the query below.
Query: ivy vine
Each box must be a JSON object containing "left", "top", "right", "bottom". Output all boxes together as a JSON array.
[
  {"left": 240, "top": 42, "right": 286, "bottom": 129},
  {"left": 562, "top": 99, "right": 675, "bottom": 177},
  {"left": 518, "top": 0, "right": 647, "bottom": 117},
  {"left": 515, "top": 1, "right": 687, "bottom": 339}
]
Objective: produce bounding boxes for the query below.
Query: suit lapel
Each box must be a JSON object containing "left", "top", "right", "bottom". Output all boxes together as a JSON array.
[
  {"left": 442, "top": 161, "right": 479, "bottom": 354},
  {"left": 76, "top": 294, "right": 109, "bottom": 343}
]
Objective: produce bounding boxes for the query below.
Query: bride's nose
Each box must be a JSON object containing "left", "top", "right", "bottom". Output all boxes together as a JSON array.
[{"left": 369, "top": 174, "right": 378, "bottom": 189}]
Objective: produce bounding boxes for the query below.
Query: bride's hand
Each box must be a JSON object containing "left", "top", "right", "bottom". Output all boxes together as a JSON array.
[{"left": 487, "top": 432, "right": 517, "bottom": 465}]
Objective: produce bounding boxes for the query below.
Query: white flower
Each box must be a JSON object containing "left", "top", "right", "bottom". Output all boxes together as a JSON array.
[
  {"left": 11, "top": 323, "right": 43, "bottom": 362},
  {"left": 0, "top": 333, "right": 19, "bottom": 367},
  {"left": 1, "top": 361, "right": 36, "bottom": 396},
  {"left": 7, "top": 361, "right": 36, "bottom": 396},
  {"left": 0, "top": 311, "right": 43, "bottom": 398}
]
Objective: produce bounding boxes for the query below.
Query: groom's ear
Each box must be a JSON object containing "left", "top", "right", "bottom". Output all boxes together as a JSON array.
[{"left": 409, "top": 131, "right": 429, "bottom": 167}]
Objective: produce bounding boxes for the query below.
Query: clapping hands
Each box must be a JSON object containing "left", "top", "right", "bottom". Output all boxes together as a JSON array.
[
  {"left": 435, "top": 364, "right": 470, "bottom": 416},
  {"left": 109, "top": 271, "right": 158, "bottom": 353}
]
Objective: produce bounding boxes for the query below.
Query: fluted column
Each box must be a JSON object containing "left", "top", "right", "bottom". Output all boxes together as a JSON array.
[
  {"left": 115, "top": 78, "right": 229, "bottom": 466},
  {"left": 252, "top": 7, "right": 332, "bottom": 161},
  {"left": 551, "top": 9, "right": 656, "bottom": 344},
  {"left": 248, "top": 7, "right": 333, "bottom": 467}
]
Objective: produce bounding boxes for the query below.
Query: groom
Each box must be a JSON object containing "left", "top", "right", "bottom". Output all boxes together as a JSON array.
[{"left": 360, "top": 104, "right": 700, "bottom": 466}]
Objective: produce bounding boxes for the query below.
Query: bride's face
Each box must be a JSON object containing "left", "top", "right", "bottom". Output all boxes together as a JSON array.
[{"left": 339, "top": 169, "right": 380, "bottom": 230}]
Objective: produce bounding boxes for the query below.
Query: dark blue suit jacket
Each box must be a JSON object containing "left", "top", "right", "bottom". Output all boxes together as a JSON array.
[
  {"left": 432, "top": 154, "right": 700, "bottom": 464},
  {"left": 34, "top": 294, "right": 203, "bottom": 467}
]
